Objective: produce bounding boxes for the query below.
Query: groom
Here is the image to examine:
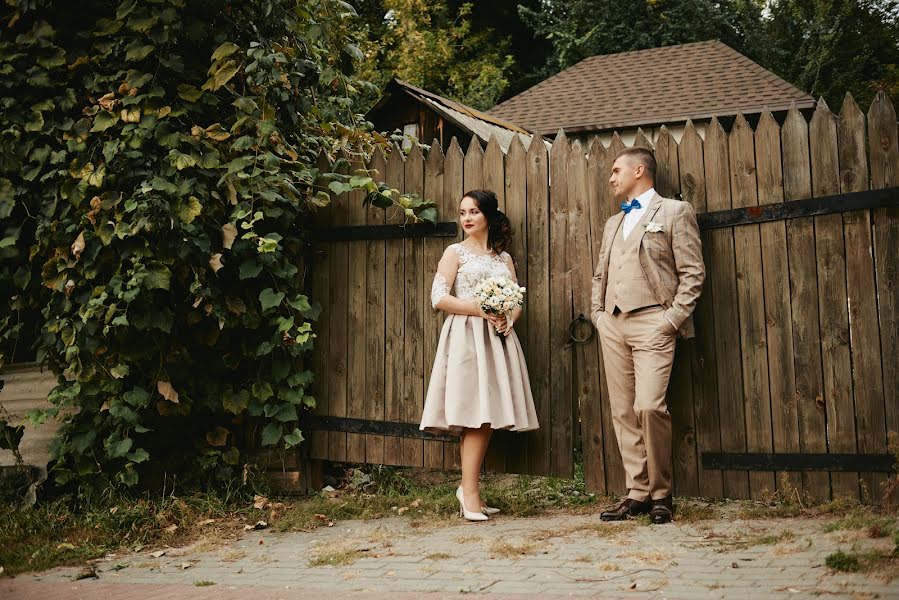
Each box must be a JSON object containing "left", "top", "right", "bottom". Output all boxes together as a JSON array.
[{"left": 591, "top": 147, "right": 704, "bottom": 524}]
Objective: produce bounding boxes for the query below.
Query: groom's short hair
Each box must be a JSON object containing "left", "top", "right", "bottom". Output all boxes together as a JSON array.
[{"left": 614, "top": 147, "right": 656, "bottom": 182}]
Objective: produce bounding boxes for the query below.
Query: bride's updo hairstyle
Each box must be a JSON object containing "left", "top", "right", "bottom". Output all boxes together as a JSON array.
[{"left": 463, "top": 189, "right": 513, "bottom": 254}]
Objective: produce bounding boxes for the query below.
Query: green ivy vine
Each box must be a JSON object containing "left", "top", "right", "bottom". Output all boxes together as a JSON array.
[{"left": 0, "top": 0, "right": 436, "bottom": 492}]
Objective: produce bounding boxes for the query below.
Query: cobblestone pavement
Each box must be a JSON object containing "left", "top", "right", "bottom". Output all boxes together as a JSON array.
[{"left": 3, "top": 506, "right": 897, "bottom": 599}]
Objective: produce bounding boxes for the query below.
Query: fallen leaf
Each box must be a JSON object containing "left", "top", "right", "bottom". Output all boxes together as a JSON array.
[
  {"left": 150, "top": 550, "right": 166, "bottom": 558},
  {"left": 209, "top": 253, "right": 223, "bottom": 273},
  {"left": 221, "top": 223, "right": 237, "bottom": 249},
  {"left": 165, "top": 524, "right": 178, "bottom": 533},
  {"left": 198, "top": 519, "right": 215, "bottom": 526},
  {"left": 410, "top": 499, "right": 421, "bottom": 508},
  {"left": 71, "top": 231, "right": 86, "bottom": 260},
  {"left": 253, "top": 495, "right": 269, "bottom": 510},
  {"left": 109, "top": 507, "right": 118, "bottom": 514},
  {"left": 385, "top": 570, "right": 395, "bottom": 577},
  {"left": 157, "top": 380, "right": 179, "bottom": 403},
  {"left": 57, "top": 543, "right": 75, "bottom": 550},
  {"left": 180, "top": 562, "right": 192, "bottom": 570},
  {"left": 396, "top": 507, "right": 408, "bottom": 516},
  {"left": 64, "top": 279, "right": 76, "bottom": 297},
  {"left": 109, "top": 563, "right": 129, "bottom": 572}
]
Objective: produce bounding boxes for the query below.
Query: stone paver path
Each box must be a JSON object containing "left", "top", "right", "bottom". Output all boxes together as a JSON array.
[{"left": 3, "top": 508, "right": 897, "bottom": 599}]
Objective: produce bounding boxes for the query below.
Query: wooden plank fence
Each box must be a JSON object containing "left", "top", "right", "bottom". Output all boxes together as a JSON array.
[{"left": 307, "top": 92, "right": 898, "bottom": 502}]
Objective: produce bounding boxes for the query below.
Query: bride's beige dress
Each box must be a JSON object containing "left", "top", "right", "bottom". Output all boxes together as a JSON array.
[{"left": 419, "top": 243, "right": 539, "bottom": 434}]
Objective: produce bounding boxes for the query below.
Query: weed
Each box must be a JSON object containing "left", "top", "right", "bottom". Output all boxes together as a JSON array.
[
  {"left": 193, "top": 580, "right": 216, "bottom": 586},
  {"left": 425, "top": 552, "right": 452, "bottom": 560},
  {"left": 307, "top": 544, "right": 364, "bottom": 567},
  {"left": 487, "top": 539, "right": 538, "bottom": 558}
]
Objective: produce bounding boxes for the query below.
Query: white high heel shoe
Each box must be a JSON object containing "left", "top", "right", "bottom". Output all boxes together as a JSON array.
[
  {"left": 456, "top": 486, "right": 488, "bottom": 521},
  {"left": 481, "top": 505, "right": 501, "bottom": 515}
]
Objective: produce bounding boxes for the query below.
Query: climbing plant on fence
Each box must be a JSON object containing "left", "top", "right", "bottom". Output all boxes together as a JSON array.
[{"left": 0, "top": 0, "right": 435, "bottom": 492}]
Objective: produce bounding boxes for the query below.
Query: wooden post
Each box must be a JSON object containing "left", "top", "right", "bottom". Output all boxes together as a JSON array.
[
  {"left": 705, "top": 117, "right": 750, "bottom": 499},
  {"left": 782, "top": 104, "right": 830, "bottom": 502},
  {"left": 549, "top": 130, "right": 574, "bottom": 477},
  {"left": 810, "top": 99, "right": 858, "bottom": 502},
  {"left": 423, "top": 141, "right": 446, "bottom": 470},
  {"left": 364, "top": 147, "right": 388, "bottom": 465},
  {"left": 525, "top": 133, "right": 551, "bottom": 475},
  {"left": 679, "top": 120, "right": 724, "bottom": 498},
  {"left": 755, "top": 111, "right": 801, "bottom": 494}
]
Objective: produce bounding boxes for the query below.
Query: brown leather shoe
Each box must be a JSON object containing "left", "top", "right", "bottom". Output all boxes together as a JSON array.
[
  {"left": 650, "top": 496, "right": 674, "bottom": 524},
  {"left": 600, "top": 498, "right": 650, "bottom": 521}
]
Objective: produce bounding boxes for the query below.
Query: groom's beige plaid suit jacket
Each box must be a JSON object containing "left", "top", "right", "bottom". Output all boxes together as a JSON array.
[{"left": 590, "top": 193, "right": 705, "bottom": 338}]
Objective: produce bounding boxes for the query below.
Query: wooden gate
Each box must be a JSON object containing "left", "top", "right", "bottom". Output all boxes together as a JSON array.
[{"left": 307, "top": 92, "right": 898, "bottom": 501}]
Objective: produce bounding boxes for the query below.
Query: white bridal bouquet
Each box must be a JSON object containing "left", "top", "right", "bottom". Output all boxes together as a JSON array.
[{"left": 472, "top": 276, "right": 526, "bottom": 334}]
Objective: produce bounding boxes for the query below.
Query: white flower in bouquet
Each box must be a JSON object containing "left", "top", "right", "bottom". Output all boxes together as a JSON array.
[{"left": 473, "top": 276, "right": 526, "bottom": 335}]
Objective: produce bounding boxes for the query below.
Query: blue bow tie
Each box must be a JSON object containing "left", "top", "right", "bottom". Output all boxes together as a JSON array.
[{"left": 621, "top": 198, "right": 642, "bottom": 214}]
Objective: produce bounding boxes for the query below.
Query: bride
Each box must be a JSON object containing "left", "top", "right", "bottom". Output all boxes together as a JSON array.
[{"left": 420, "top": 189, "right": 539, "bottom": 521}]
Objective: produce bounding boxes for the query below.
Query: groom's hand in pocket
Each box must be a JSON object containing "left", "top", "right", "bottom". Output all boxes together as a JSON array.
[{"left": 654, "top": 313, "right": 678, "bottom": 337}]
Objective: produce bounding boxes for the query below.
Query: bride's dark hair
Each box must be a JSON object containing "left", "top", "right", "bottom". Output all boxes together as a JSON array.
[{"left": 463, "top": 189, "right": 513, "bottom": 254}]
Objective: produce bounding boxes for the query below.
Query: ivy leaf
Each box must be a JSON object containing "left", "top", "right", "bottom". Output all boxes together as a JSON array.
[
  {"left": 239, "top": 259, "right": 262, "bottom": 279},
  {"left": 418, "top": 207, "right": 438, "bottom": 223},
  {"left": 156, "top": 380, "right": 179, "bottom": 403},
  {"left": 109, "top": 402, "right": 138, "bottom": 424},
  {"left": 126, "top": 448, "right": 150, "bottom": 463},
  {"left": 364, "top": 191, "right": 392, "bottom": 209},
  {"left": 208, "top": 253, "right": 223, "bottom": 273},
  {"left": 259, "top": 288, "right": 284, "bottom": 312},
  {"left": 107, "top": 436, "right": 133, "bottom": 458},
  {"left": 179, "top": 196, "right": 202, "bottom": 223},
  {"left": 221, "top": 223, "right": 237, "bottom": 249},
  {"left": 169, "top": 150, "right": 196, "bottom": 171},
  {"left": 260, "top": 422, "right": 282, "bottom": 446},
  {"left": 144, "top": 263, "right": 171, "bottom": 290},
  {"left": 222, "top": 389, "right": 249, "bottom": 414},
  {"left": 91, "top": 110, "right": 120, "bottom": 132},
  {"left": 232, "top": 97, "right": 258, "bottom": 113},
  {"left": 211, "top": 42, "right": 240, "bottom": 61},
  {"left": 123, "top": 387, "right": 150, "bottom": 408},
  {"left": 204, "top": 122, "right": 230, "bottom": 141},
  {"left": 125, "top": 42, "right": 155, "bottom": 62},
  {"left": 120, "top": 106, "right": 141, "bottom": 123},
  {"left": 287, "top": 295, "right": 311, "bottom": 313},
  {"left": 206, "top": 426, "right": 229, "bottom": 447},
  {"left": 283, "top": 428, "right": 304, "bottom": 447},
  {"left": 202, "top": 60, "right": 239, "bottom": 91},
  {"left": 109, "top": 364, "right": 129, "bottom": 379},
  {"left": 328, "top": 180, "right": 353, "bottom": 195},
  {"left": 116, "top": 0, "right": 138, "bottom": 20},
  {"left": 224, "top": 156, "right": 252, "bottom": 174},
  {"left": 177, "top": 84, "right": 202, "bottom": 102},
  {"left": 252, "top": 381, "right": 273, "bottom": 401},
  {"left": 0, "top": 178, "right": 13, "bottom": 219}
]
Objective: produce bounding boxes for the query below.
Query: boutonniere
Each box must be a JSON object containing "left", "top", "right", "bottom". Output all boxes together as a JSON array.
[{"left": 645, "top": 221, "right": 663, "bottom": 233}]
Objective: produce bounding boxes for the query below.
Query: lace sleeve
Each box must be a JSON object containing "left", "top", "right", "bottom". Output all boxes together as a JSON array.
[
  {"left": 430, "top": 245, "right": 460, "bottom": 309},
  {"left": 502, "top": 251, "right": 518, "bottom": 283}
]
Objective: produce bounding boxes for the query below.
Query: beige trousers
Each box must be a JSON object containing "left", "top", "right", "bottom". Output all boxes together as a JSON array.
[{"left": 598, "top": 306, "right": 676, "bottom": 502}]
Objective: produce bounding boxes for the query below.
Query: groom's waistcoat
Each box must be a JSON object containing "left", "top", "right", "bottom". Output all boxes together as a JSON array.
[{"left": 604, "top": 228, "right": 659, "bottom": 313}]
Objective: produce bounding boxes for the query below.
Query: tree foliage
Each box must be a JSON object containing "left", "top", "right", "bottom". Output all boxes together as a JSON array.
[
  {"left": 518, "top": 0, "right": 898, "bottom": 110},
  {"left": 354, "top": 0, "right": 515, "bottom": 110},
  {"left": 764, "top": 0, "right": 899, "bottom": 107},
  {"left": 518, "top": 0, "right": 767, "bottom": 76},
  {"left": 0, "top": 0, "right": 435, "bottom": 492}
]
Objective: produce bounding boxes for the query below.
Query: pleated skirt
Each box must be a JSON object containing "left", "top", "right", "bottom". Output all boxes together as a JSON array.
[{"left": 420, "top": 314, "right": 539, "bottom": 433}]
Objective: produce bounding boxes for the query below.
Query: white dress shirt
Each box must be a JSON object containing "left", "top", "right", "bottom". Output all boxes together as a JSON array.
[{"left": 621, "top": 187, "right": 656, "bottom": 240}]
